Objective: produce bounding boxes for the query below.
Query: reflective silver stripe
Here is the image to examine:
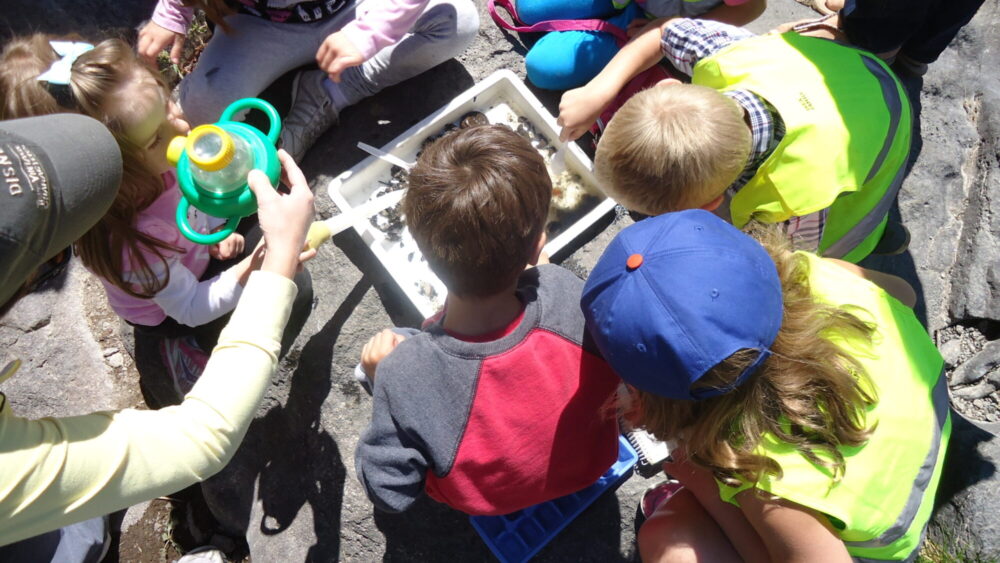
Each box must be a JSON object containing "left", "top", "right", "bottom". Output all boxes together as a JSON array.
[
  {"left": 822, "top": 55, "right": 910, "bottom": 259},
  {"left": 862, "top": 57, "right": 904, "bottom": 184},
  {"left": 843, "top": 369, "right": 949, "bottom": 552}
]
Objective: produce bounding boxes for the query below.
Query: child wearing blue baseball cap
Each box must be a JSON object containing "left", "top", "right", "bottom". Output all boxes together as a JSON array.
[{"left": 581, "top": 209, "right": 950, "bottom": 561}]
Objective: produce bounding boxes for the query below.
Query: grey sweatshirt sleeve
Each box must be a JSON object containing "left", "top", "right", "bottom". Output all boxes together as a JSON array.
[{"left": 355, "top": 361, "right": 430, "bottom": 513}]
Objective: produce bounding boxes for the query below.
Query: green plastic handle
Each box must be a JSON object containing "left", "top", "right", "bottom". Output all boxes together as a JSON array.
[
  {"left": 219, "top": 98, "right": 282, "bottom": 145},
  {"left": 175, "top": 199, "right": 240, "bottom": 246}
]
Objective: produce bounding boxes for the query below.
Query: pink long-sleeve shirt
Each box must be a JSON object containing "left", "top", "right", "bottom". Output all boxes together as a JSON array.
[{"left": 152, "top": 0, "right": 429, "bottom": 60}]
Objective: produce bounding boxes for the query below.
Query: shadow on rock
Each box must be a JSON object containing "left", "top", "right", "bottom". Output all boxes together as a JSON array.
[
  {"left": 929, "top": 411, "right": 999, "bottom": 560},
  {"left": 198, "top": 276, "right": 373, "bottom": 560}
]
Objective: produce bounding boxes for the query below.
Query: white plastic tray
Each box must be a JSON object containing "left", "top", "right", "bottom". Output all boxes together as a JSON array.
[{"left": 327, "top": 70, "right": 616, "bottom": 318}]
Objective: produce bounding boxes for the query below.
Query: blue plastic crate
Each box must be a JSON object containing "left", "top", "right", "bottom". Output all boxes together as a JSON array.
[{"left": 470, "top": 436, "right": 638, "bottom": 563}]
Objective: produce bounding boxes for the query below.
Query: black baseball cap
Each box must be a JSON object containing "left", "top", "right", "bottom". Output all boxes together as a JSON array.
[{"left": 0, "top": 114, "right": 122, "bottom": 307}]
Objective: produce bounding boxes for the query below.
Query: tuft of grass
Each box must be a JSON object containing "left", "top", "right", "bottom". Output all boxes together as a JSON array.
[{"left": 156, "top": 10, "right": 211, "bottom": 87}]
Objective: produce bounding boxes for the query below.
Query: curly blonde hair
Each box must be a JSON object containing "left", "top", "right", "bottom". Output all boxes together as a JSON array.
[{"left": 632, "top": 224, "right": 877, "bottom": 487}]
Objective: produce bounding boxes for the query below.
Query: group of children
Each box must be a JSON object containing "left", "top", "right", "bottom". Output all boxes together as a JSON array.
[
  {"left": 0, "top": 0, "right": 971, "bottom": 559},
  {"left": 356, "top": 8, "right": 953, "bottom": 563}
]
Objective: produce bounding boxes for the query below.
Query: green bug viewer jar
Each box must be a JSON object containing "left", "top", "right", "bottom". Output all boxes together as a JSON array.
[{"left": 166, "top": 98, "right": 281, "bottom": 245}]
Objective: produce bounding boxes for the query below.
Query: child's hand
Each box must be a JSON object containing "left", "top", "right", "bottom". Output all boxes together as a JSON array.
[
  {"left": 771, "top": 14, "right": 845, "bottom": 41},
  {"left": 138, "top": 21, "right": 186, "bottom": 65},
  {"left": 209, "top": 233, "right": 245, "bottom": 261},
  {"left": 361, "top": 329, "right": 407, "bottom": 380},
  {"left": 317, "top": 31, "right": 365, "bottom": 83},
  {"left": 628, "top": 16, "right": 675, "bottom": 39},
  {"left": 246, "top": 150, "right": 316, "bottom": 279},
  {"left": 167, "top": 100, "right": 190, "bottom": 136},
  {"left": 557, "top": 84, "right": 616, "bottom": 142}
]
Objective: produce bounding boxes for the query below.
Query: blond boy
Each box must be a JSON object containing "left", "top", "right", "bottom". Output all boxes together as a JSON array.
[{"left": 559, "top": 18, "right": 912, "bottom": 262}]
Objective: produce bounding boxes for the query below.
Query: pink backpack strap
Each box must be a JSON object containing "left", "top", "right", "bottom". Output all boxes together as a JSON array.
[{"left": 488, "top": 0, "right": 630, "bottom": 45}]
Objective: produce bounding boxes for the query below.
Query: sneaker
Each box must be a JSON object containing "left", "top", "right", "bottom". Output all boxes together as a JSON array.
[
  {"left": 159, "top": 336, "right": 209, "bottom": 395},
  {"left": 872, "top": 218, "right": 911, "bottom": 256},
  {"left": 893, "top": 52, "right": 929, "bottom": 78},
  {"left": 280, "top": 69, "right": 339, "bottom": 161}
]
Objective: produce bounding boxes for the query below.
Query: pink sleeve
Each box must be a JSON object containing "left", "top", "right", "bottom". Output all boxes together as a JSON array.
[
  {"left": 151, "top": 0, "right": 195, "bottom": 34},
  {"left": 339, "top": 0, "right": 431, "bottom": 60}
]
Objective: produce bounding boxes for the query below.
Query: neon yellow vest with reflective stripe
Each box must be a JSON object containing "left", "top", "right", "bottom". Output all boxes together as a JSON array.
[
  {"left": 692, "top": 34, "right": 912, "bottom": 263},
  {"left": 718, "top": 252, "right": 950, "bottom": 561}
]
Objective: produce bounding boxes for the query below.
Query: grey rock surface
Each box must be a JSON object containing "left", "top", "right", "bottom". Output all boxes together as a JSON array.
[
  {"left": 3, "top": 0, "right": 1000, "bottom": 560},
  {"left": 928, "top": 413, "right": 1000, "bottom": 561}
]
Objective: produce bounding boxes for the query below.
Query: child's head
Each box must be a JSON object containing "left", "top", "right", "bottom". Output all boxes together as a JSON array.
[
  {"left": 0, "top": 35, "right": 184, "bottom": 297},
  {"left": 594, "top": 83, "right": 752, "bottom": 215},
  {"left": 404, "top": 124, "right": 552, "bottom": 298},
  {"left": 582, "top": 211, "right": 875, "bottom": 485},
  {"left": 1, "top": 35, "right": 178, "bottom": 177}
]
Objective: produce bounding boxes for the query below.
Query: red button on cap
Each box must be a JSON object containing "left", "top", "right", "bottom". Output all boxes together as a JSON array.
[{"left": 626, "top": 253, "right": 643, "bottom": 270}]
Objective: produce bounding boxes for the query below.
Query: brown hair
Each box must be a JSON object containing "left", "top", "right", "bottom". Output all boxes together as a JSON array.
[
  {"left": 632, "top": 224, "right": 877, "bottom": 487},
  {"left": 594, "top": 83, "right": 752, "bottom": 215},
  {"left": 0, "top": 35, "right": 180, "bottom": 297},
  {"left": 404, "top": 124, "right": 552, "bottom": 297}
]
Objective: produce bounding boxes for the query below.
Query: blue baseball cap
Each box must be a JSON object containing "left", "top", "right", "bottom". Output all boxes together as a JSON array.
[{"left": 581, "top": 210, "right": 783, "bottom": 400}]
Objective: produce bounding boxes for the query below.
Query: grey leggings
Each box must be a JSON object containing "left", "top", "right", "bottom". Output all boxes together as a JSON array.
[{"left": 178, "top": 0, "right": 479, "bottom": 125}]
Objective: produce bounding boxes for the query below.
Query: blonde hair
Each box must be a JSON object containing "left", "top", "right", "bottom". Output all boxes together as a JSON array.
[
  {"left": 594, "top": 83, "right": 752, "bottom": 215},
  {"left": 632, "top": 224, "right": 877, "bottom": 487},
  {"left": 0, "top": 35, "right": 181, "bottom": 298}
]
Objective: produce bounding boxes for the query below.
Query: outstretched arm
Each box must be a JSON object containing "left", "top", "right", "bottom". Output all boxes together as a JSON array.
[
  {"left": 557, "top": 18, "right": 671, "bottom": 142},
  {"left": 0, "top": 150, "right": 315, "bottom": 546}
]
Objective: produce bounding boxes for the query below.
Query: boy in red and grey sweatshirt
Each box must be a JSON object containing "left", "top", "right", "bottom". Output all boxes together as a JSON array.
[{"left": 355, "top": 124, "right": 620, "bottom": 515}]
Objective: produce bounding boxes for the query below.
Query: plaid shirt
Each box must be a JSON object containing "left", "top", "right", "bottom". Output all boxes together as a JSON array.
[{"left": 660, "top": 18, "right": 826, "bottom": 253}]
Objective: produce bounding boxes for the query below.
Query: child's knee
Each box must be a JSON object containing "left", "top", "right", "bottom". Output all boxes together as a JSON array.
[
  {"left": 526, "top": 31, "right": 620, "bottom": 89},
  {"left": 637, "top": 489, "right": 707, "bottom": 563},
  {"left": 177, "top": 68, "right": 230, "bottom": 126}
]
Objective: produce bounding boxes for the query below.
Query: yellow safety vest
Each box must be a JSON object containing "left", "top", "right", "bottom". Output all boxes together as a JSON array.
[
  {"left": 693, "top": 33, "right": 912, "bottom": 263},
  {"left": 718, "top": 252, "right": 950, "bottom": 560}
]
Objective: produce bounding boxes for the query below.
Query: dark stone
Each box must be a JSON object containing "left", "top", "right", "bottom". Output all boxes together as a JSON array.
[{"left": 929, "top": 412, "right": 1000, "bottom": 560}]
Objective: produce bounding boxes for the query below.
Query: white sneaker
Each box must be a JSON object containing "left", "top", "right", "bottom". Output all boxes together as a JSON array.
[{"left": 280, "top": 69, "right": 339, "bottom": 161}]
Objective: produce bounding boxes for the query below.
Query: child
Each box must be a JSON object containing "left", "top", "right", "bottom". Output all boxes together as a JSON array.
[
  {"left": 790, "top": 0, "right": 986, "bottom": 76},
  {"left": 512, "top": 0, "right": 765, "bottom": 90},
  {"left": 355, "top": 124, "right": 621, "bottom": 515},
  {"left": 581, "top": 209, "right": 949, "bottom": 561},
  {"left": 558, "top": 18, "right": 912, "bottom": 262},
  {"left": 0, "top": 36, "right": 313, "bottom": 405},
  {"left": 137, "top": 0, "right": 479, "bottom": 160}
]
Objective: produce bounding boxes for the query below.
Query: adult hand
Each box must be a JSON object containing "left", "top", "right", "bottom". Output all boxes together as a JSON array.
[
  {"left": 316, "top": 31, "right": 365, "bottom": 83},
  {"left": 210, "top": 232, "right": 245, "bottom": 260},
  {"left": 246, "top": 149, "right": 316, "bottom": 279},
  {"left": 557, "top": 83, "right": 616, "bottom": 142},
  {"left": 137, "top": 21, "right": 186, "bottom": 65},
  {"left": 360, "top": 329, "right": 407, "bottom": 380}
]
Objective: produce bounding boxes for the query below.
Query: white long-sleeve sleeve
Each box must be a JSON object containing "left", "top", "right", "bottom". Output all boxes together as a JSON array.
[{"left": 151, "top": 260, "right": 243, "bottom": 327}]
